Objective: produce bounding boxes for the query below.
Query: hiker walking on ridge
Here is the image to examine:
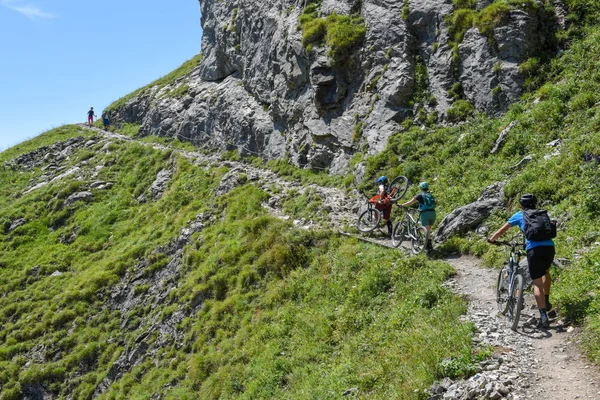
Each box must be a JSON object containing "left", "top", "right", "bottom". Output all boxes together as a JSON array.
[
  {"left": 374, "top": 176, "right": 394, "bottom": 237},
  {"left": 87, "top": 107, "right": 97, "bottom": 127},
  {"left": 399, "top": 181, "right": 436, "bottom": 254},
  {"left": 102, "top": 111, "right": 110, "bottom": 130},
  {"left": 488, "top": 194, "right": 556, "bottom": 328}
]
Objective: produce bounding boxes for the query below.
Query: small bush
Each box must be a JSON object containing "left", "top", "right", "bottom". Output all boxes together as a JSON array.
[
  {"left": 448, "top": 82, "right": 464, "bottom": 101},
  {"left": 301, "top": 18, "right": 327, "bottom": 46},
  {"left": 519, "top": 57, "right": 540, "bottom": 76},
  {"left": 475, "top": 2, "right": 511, "bottom": 38},
  {"left": 438, "top": 356, "right": 478, "bottom": 379},
  {"left": 166, "top": 84, "right": 190, "bottom": 99},
  {"left": 133, "top": 284, "right": 151, "bottom": 296},
  {"left": 353, "top": 121, "right": 364, "bottom": 142},
  {"left": 447, "top": 0, "right": 536, "bottom": 44},
  {"left": 447, "top": 8, "right": 477, "bottom": 42},
  {"left": 51, "top": 310, "right": 76, "bottom": 329},
  {"left": 492, "top": 85, "right": 502, "bottom": 97},
  {"left": 300, "top": 12, "right": 366, "bottom": 64},
  {"left": 0, "top": 384, "right": 22, "bottom": 400},
  {"left": 446, "top": 100, "right": 475, "bottom": 122}
]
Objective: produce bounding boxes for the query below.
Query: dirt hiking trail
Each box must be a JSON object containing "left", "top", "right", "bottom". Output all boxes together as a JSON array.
[{"left": 447, "top": 255, "right": 600, "bottom": 400}]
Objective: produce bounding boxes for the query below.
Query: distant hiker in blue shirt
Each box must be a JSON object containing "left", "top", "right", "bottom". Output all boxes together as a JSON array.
[
  {"left": 489, "top": 194, "right": 556, "bottom": 328},
  {"left": 400, "top": 181, "right": 436, "bottom": 253},
  {"left": 102, "top": 111, "right": 110, "bottom": 130}
]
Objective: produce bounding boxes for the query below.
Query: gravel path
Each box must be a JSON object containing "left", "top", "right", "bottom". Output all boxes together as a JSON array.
[{"left": 442, "top": 255, "right": 600, "bottom": 400}]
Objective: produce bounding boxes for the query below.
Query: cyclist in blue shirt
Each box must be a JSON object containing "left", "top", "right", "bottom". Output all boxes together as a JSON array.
[
  {"left": 489, "top": 194, "right": 555, "bottom": 328},
  {"left": 400, "top": 181, "right": 436, "bottom": 253}
]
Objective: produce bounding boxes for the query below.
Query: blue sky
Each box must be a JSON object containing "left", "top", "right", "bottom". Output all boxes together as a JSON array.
[{"left": 0, "top": 0, "right": 202, "bottom": 150}]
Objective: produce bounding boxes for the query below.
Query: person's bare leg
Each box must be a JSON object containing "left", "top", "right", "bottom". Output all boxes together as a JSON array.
[
  {"left": 542, "top": 271, "right": 551, "bottom": 296},
  {"left": 425, "top": 225, "right": 433, "bottom": 251},
  {"left": 532, "top": 277, "right": 546, "bottom": 309}
]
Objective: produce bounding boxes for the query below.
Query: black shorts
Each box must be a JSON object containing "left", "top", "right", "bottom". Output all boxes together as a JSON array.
[{"left": 526, "top": 246, "right": 555, "bottom": 280}]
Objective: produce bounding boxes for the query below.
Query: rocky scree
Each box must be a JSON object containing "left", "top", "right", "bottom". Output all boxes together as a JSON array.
[{"left": 94, "top": 213, "right": 212, "bottom": 396}]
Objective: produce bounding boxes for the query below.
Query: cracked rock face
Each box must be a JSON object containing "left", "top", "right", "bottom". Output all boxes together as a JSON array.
[{"left": 112, "top": 0, "right": 559, "bottom": 172}]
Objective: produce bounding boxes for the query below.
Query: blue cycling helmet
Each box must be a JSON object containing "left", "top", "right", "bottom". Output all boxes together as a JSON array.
[
  {"left": 419, "top": 181, "right": 429, "bottom": 190},
  {"left": 376, "top": 176, "right": 388, "bottom": 184}
]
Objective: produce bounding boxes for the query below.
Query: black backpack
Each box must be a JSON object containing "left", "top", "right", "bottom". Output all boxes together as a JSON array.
[{"left": 523, "top": 209, "right": 556, "bottom": 241}]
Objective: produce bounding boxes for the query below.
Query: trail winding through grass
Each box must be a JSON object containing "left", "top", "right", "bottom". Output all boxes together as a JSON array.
[{"left": 83, "top": 125, "right": 600, "bottom": 399}]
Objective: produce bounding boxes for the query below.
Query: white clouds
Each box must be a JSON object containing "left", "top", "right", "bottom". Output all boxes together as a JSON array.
[{"left": 1, "top": 0, "right": 56, "bottom": 20}]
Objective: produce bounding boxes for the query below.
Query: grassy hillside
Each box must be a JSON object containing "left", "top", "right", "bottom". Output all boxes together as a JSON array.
[
  {"left": 3, "top": 0, "right": 600, "bottom": 397},
  {"left": 0, "top": 127, "right": 477, "bottom": 399},
  {"left": 355, "top": 3, "right": 600, "bottom": 363}
]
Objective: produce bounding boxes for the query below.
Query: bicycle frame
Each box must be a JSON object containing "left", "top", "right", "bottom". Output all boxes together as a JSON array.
[
  {"left": 392, "top": 206, "right": 427, "bottom": 253},
  {"left": 494, "top": 239, "right": 526, "bottom": 330},
  {"left": 402, "top": 209, "right": 420, "bottom": 240},
  {"left": 506, "top": 242, "right": 525, "bottom": 293}
]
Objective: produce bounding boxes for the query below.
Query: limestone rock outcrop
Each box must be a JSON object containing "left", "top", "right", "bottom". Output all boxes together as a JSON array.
[
  {"left": 434, "top": 181, "right": 506, "bottom": 242},
  {"left": 112, "top": 0, "right": 559, "bottom": 172}
]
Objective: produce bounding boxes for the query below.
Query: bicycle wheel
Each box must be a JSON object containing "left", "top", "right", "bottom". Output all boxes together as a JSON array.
[
  {"left": 507, "top": 274, "right": 524, "bottom": 331},
  {"left": 391, "top": 218, "right": 408, "bottom": 247},
  {"left": 357, "top": 208, "right": 381, "bottom": 233},
  {"left": 411, "top": 226, "right": 427, "bottom": 254},
  {"left": 388, "top": 176, "right": 409, "bottom": 203},
  {"left": 496, "top": 266, "right": 510, "bottom": 314}
]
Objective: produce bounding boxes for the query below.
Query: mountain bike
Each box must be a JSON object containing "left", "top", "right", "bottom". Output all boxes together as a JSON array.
[
  {"left": 490, "top": 239, "right": 526, "bottom": 331},
  {"left": 356, "top": 176, "right": 409, "bottom": 233},
  {"left": 391, "top": 206, "right": 427, "bottom": 254}
]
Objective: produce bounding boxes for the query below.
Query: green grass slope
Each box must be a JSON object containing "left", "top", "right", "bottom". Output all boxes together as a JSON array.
[{"left": 0, "top": 128, "right": 477, "bottom": 399}]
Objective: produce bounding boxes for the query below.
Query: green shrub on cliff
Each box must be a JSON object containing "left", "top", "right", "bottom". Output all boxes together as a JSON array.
[
  {"left": 300, "top": 10, "right": 366, "bottom": 64},
  {"left": 448, "top": 0, "right": 539, "bottom": 43},
  {"left": 446, "top": 99, "right": 476, "bottom": 122}
]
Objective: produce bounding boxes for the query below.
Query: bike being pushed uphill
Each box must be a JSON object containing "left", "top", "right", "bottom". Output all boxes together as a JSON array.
[
  {"left": 356, "top": 176, "right": 409, "bottom": 233},
  {"left": 490, "top": 239, "right": 531, "bottom": 331},
  {"left": 391, "top": 206, "right": 428, "bottom": 254}
]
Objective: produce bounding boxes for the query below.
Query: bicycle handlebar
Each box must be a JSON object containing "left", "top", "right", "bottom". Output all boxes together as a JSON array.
[
  {"left": 488, "top": 239, "right": 524, "bottom": 248},
  {"left": 488, "top": 239, "right": 511, "bottom": 246}
]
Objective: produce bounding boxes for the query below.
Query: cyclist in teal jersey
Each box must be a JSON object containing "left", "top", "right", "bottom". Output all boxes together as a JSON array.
[{"left": 400, "top": 182, "right": 436, "bottom": 253}]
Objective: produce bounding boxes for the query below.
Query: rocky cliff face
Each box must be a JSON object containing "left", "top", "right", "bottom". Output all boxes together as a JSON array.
[{"left": 113, "top": 0, "right": 560, "bottom": 173}]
